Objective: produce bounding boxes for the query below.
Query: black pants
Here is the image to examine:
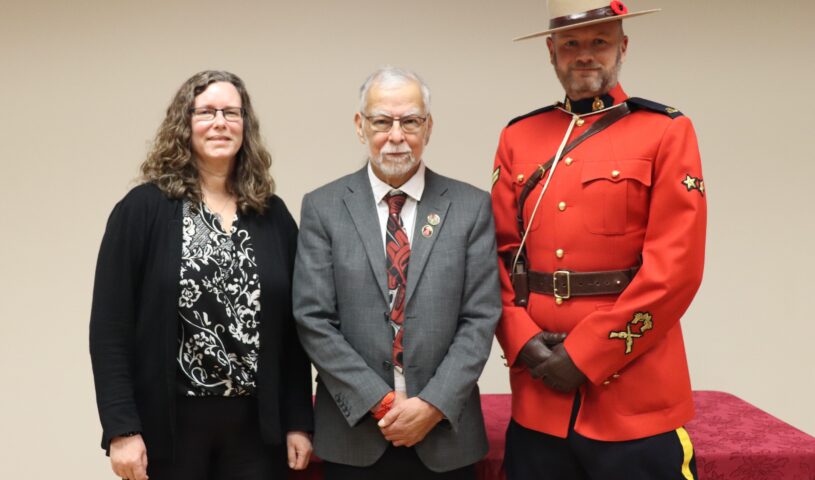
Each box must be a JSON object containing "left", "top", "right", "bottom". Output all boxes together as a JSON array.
[
  {"left": 148, "top": 396, "right": 286, "bottom": 480},
  {"left": 324, "top": 445, "right": 475, "bottom": 480},
  {"left": 504, "top": 397, "right": 698, "bottom": 480}
]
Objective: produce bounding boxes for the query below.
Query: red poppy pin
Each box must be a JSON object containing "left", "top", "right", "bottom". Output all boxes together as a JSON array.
[{"left": 610, "top": 1, "right": 628, "bottom": 15}]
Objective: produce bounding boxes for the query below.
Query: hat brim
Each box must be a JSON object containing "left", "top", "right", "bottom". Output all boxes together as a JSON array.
[{"left": 513, "top": 9, "right": 661, "bottom": 42}]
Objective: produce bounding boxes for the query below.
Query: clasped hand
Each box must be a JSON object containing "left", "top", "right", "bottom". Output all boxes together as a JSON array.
[
  {"left": 375, "top": 393, "right": 443, "bottom": 447},
  {"left": 518, "top": 331, "right": 587, "bottom": 392}
]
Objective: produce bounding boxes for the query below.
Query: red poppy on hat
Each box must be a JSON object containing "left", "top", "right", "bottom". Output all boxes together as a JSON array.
[{"left": 610, "top": 1, "right": 628, "bottom": 15}]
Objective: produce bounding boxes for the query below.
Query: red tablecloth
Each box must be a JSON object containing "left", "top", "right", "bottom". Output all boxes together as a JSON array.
[
  {"left": 686, "top": 391, "right": 815, "bottom": 479},
  {"left": 291, "top": 391, "right": 815, "bottom": 480}
]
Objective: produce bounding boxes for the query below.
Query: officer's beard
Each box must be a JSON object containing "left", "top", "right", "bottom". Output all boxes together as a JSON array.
[{"left": 556, "top": 48, "right": 623, "bottom": 100}]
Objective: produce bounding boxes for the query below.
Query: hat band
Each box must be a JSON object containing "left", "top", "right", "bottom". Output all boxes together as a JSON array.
[{"left": 549, "top": 6, "right": 620, "bottom": 30}]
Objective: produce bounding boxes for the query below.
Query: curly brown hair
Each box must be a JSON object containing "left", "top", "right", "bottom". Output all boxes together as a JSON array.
[{"left": 140, "top": 70, "right": 274, "bottom": 213}]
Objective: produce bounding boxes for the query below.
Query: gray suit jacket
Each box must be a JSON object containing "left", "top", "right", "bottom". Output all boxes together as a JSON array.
[{"left": 293, "top": 166, "right": 501, "bottom": 472}]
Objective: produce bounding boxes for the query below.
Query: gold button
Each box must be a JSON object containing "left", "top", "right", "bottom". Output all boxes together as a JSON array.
[
  {"left": 564, "top": 157, "right": 573, "bottom": 166},
  {"left": 516, "top": 174, "right": 525, "bottom": 183},
  {"left": 576, "top": 118, "right": 585, "bottom": 127},
  {"left": 612, "top": 373, "right": 621, "bottom": 379},
  {"left": 611, "top": 170, "right": 620, "bottom": 178},
  {"left": 555, "top": 297, "right": 563, "bottom": 305},
  {"left": 603, "top": 380, "right": 611, "bottom": 385},
  {"left": 555, "top": 248, "right": 564, "bottom": 258},
  {"left": 558, "top": 201, "right": 567, "bottom": 211}
]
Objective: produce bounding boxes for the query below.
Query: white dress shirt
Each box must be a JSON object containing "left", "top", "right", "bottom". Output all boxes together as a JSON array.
[{"left": 367, "top": 161, "right": 426, "bottom": 393}]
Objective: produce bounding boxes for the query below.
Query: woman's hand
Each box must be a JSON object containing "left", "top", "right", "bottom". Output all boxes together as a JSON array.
[
  {"left": 285, "top": 431, "right": 313, "bottom": 470},
  {"left": 109, "top": 434, "right": 148, "bottom": 480}
]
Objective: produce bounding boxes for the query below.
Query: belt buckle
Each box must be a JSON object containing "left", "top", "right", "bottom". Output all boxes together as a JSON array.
[{"left": 553, "top": 270, "right": 571, "bottom": 303}]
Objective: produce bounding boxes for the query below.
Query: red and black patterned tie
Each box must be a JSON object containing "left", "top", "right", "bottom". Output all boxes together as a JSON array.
[{"left": 385, "top": 192, "right": 410, "bottom": 372}]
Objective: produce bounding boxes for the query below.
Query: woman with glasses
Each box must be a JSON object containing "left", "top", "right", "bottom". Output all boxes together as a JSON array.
[{"left": 89, "top": 70, "right": 313, "bottom": 480}]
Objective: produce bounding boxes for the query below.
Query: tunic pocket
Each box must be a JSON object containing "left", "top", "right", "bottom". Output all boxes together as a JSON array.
[{"left": 580, "top": 159, "right": 652, "bottom": 235}]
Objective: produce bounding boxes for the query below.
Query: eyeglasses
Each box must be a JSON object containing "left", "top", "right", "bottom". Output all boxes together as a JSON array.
[
  {"left": 189, "top": 107, "right": 244, "bottom": 122},
  {"left": 362, "top": 114, "right": 427, "bottom": 134}
]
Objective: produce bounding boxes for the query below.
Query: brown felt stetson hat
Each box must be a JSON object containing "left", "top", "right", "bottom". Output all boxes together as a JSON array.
[{"left": 514, "top": 0, "right": 660, "bottom": 41}]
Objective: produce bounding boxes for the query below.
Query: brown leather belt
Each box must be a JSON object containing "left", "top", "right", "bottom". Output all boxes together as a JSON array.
[{"left": 528, "top": 265, "right": 640, "bottom": 300}]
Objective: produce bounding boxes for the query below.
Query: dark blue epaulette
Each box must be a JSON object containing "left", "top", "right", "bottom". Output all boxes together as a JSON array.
[
  {"left": 626, "top": 97, "right": 684, "bottom": 119},
  {"left": 507, "top": 105, "right": 557, "bottom": 127}
]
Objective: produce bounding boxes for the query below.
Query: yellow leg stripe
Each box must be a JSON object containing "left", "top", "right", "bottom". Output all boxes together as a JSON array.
[{"left": 676, "top": 427, "right": 695, "bottom": 480}]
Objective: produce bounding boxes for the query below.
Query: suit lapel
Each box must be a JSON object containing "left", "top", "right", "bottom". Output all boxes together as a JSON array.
[
  {"left": 405, "top": 169, "right": 450, "bottom": 306},
  {"left": 343, "top": 167, "right": 389, "bottom": 303}
]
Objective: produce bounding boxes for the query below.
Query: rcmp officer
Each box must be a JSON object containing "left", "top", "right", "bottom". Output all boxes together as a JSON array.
[{"left": 491, "top": 1, "right": 707, "bottom": 479}]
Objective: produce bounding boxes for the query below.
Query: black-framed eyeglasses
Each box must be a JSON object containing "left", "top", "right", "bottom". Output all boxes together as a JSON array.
[
  {"left": 189, "top": 107, "right": 244, "bottom": 122},
  {"left": 362, "top": 114, "right": 427, "bottom": 134}
]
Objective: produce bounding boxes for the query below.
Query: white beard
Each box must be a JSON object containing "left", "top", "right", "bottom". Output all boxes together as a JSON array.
[{"left": 370, "top": 145, "right": 417, "bottom": 178}]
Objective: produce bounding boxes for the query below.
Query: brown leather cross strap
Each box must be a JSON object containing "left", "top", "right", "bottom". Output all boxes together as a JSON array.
[
  {"left": 528, "top": 264, "right": 640, "bottom": 298},
  {"left": 516, "top": 102, "right": 632, "bottom": 238}
]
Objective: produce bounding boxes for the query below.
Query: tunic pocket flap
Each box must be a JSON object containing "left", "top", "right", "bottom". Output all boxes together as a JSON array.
[{"left": 581, "top": 160, "right": 652, "bottom": 186}]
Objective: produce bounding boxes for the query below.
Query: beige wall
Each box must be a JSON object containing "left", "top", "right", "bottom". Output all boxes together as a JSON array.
[{"left": 2, "top": 0, "right": 814, "bottom": 477}]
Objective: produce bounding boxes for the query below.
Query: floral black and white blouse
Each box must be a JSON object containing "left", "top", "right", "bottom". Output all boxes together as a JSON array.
[{"left": 177, "top": 200, "right": 261, "bottom": 397}]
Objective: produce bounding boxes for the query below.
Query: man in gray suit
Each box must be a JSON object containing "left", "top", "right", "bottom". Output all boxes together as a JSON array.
[{"left": 293, "top": 67, "right": 501, "bottom": 479}]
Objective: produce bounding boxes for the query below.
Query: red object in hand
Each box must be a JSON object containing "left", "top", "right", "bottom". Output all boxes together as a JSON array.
[
  {"left": 373, "top": 391, "right": 396, "bottom": 420},
  {"left": 610, "top": 1, "right": 628, "bottom": 15}
]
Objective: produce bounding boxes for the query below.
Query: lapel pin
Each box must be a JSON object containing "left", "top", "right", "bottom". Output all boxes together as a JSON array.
[
  {"left": 427, "top": 213, "right": 441, "bottom": 226},
  {"left": 421, "top": 225, "right": 434, "bottom": 238}
]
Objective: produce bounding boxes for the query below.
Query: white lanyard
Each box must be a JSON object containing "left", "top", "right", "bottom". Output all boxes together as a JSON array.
[
  {"left": 511, "top": 103, "right": 624, "bottom": 274},
  {"left": 512, "top": 113, "right": 578, "bottom": 273}
]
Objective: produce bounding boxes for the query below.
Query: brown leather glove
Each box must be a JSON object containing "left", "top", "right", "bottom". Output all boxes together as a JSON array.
[
  {"left": 539, "top": 343, "right": 587, "bottom": 392},
  {"left": 518, "top": 331, "right": 567, "bottom": 379}
]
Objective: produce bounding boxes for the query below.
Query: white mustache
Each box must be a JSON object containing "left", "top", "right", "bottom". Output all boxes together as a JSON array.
[{"left": 381, "top": 144, "right": 412, "bottom": 155}]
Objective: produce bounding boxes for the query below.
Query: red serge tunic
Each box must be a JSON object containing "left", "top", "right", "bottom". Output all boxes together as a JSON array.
[{"left": 491, "top": 84, "right": 707, "bottom": 441}]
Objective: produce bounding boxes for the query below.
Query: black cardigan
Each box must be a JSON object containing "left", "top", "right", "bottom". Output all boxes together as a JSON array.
[{"left": 89, "top": 183, "right": 313, "bottom": 458}]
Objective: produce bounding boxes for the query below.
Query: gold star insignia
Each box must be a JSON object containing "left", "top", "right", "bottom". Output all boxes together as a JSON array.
[
  {"left": 681, "top": 174, "right": 705, "bottom": 196},
  {"left": 682, "top": 175, "right": 697, "bottom": 191}
]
